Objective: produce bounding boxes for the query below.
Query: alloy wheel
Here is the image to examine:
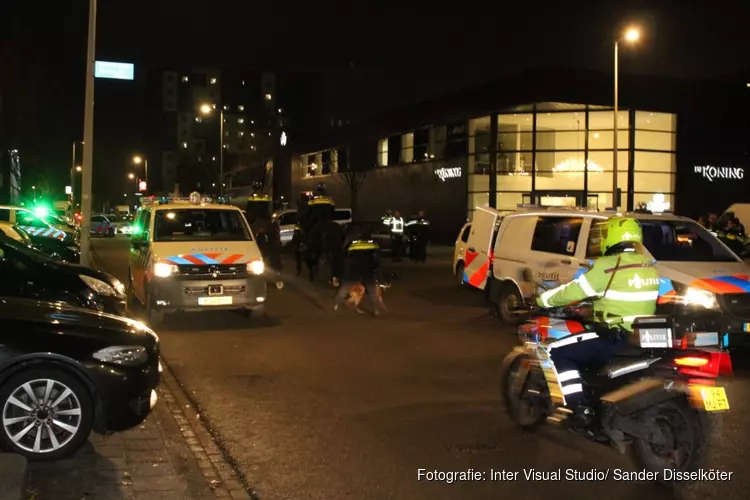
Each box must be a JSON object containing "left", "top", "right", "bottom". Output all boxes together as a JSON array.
[{"left": 2, "top": 378, "right": 82, "bottom": 454}]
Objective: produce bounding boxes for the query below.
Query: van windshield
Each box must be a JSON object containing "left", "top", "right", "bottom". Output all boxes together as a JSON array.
[
  {"left": 154, "top": 209, "right": 252, "bottom": 242},
  {"left": 639, "top": 219, "right": 737, "bottom": 262}
]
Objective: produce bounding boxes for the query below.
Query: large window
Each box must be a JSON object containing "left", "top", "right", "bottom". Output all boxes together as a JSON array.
[
  {"left": 531, "top": 216, "right": 584, "bottom": 256},
  {"left": 444, "top": 122, "right": 467, "bottom": 159},
  {"left": 536, "top": 112, "right": 586, "bottom": 151},
  {"left": 469, "top": 116, "right": 491, "bottom": 155},
  {"left": 377, "top": 138, "right": 388, "bottom": 166},
  {"left": 401, "top": 133, "right": 414, "bottom": 163},
  {"left": 414, "top": 129, "right": 430, "bottom": 161},
  {"left": 429, "top": 126, "right": 446, "bottom": 160}
]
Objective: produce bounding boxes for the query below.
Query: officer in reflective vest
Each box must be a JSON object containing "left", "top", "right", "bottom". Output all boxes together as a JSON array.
[
  {"left": 535, "top": 217, "right": 660, "bottom": 427},
  {"left": 333, "top": 234, "right": 381, "bottom": 315},
  {"left": 389, "top": 210, "right": 404, "bottom": 261}
]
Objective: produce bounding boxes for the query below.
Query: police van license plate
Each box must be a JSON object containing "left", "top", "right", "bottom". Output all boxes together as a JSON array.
[
  {"left": 198, "top": 296, "right": 233, "bottom": 306},
  {"left": 696, "top": 386, "right": 730, "bottom": 412}
]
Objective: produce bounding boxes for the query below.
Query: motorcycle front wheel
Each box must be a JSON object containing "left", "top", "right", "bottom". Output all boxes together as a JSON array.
[
  {"left": 630, "top": 398, "right": 707, "bottom": 482},
  {"left": 501, "top": 354, "right": 548, "bottom": 429}
]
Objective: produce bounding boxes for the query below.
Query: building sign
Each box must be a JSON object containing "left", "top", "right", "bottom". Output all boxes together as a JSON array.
[
  {"left": 138, "top": 181, "right": 147, "bottom": 192},
  {"left": 94, "top": 61, "right": 135, "bottom": 80},
  {"left": 694, "top": 165, "right": 744, "bottom": 182},
  {"left": 280, "top": 131, "right": 287, "bottom": 146},
  {"left": 435, "top": 167, "right": 462, "bottom": 181},
  {"left": 65, "top": 186, "right": 72, "bottom": 195}
]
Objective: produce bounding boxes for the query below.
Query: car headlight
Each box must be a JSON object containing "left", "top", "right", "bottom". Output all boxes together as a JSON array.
[
  {"left": 79, "top": 274, "right": 116, "bottom": 296},
  {"left": 247, "top": 259, "right": 264, "bottom": 275},
  {"left": 683, "top": 287, "right": 718, "bottom": 309},
  {"left": 153, "top": 262, "right": 178, "bottom": 278},
  {"left": 92, "top": 345, "right": 147, "bottom": 366}
]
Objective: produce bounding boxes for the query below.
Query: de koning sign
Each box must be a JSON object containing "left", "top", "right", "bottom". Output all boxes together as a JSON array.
[
  {"left": 694, "top": 165, "right": 745, "bottom": 181},
  {"left": 435, "top": 167, "right": 462, "bottom": 181}
]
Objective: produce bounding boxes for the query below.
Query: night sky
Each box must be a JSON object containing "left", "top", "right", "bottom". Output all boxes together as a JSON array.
[{"left": 2, "top": 0, "right": 749, "bottom": 200}]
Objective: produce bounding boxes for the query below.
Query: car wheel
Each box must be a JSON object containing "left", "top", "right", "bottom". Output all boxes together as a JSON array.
[
  {"left": 0, "top": 367, "right": 93, "bottom": 461},
  {"left": 497, "top": 283, "right": 523, "bottom": 326},
  {"left": 455, "top": 261, "right": 465, "bottom": 285},
  {"left": 146, "top": 288, "right": 165, "bottom": 327}
]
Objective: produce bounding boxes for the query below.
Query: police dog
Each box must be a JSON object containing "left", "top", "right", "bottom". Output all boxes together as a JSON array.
[{"left": 345, "top": 272, "right": 395, "bottom": 312}]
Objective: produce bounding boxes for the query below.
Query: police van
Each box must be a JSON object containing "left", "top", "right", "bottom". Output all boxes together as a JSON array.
[
  {"left": 462, "top": 205, "right": 750, "bottom": 335},
  {"left": 127, "top": 192, "right": 267, "bottom": 326}
]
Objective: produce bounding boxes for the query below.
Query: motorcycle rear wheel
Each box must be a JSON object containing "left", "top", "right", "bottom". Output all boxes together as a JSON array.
[
  {"left": 630, "top": 398, "right": 706, "bottom": 481},
  {"left": 501, "top": 355, "right": 548, "bottom": 429}
]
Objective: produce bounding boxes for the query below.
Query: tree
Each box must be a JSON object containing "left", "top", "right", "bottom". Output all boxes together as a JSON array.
[{"left": 334, "top": 147, "right": 369, "bottom": 216}]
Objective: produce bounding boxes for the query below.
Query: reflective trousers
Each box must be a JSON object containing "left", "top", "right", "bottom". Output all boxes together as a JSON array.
[{"left": 548, "top": 329, "right": 624, "bottom": 407}]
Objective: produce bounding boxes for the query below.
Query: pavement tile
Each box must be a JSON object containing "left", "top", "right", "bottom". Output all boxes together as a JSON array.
[
  {"left": 131, "top": 473, "right": 182, "bottom": 492},
  {"left": 229, "top": 489, "right": 253, "bottom": 500}
]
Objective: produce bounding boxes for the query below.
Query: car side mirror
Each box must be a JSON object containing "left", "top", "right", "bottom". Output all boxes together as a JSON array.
[{"left": 580, "top": 261, "right": 593, "bottom": 271}]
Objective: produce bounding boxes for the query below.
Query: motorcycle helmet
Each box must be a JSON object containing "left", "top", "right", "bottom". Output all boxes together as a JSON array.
[
  {"left": 314, "top": 182, "right": 327, "bottom": 196},
  {"left": 600, "top": 217, "right": 643, "bottom": 255}
]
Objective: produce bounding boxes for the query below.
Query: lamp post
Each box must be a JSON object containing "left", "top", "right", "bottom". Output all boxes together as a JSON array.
[
  {"left": 70, "top": 141, "right": 83, "bottom": 208},
  {"left": 613, "top": 27, "right": 640, "bottom": 209},
  {"left": 133, "top": 155, "right": 148, "bottom": 192},
  {"left": 200, "top": 103, "right": 224, "bottom": 196},
  {"left": 31, "top": 186, "right": 36, "bottom": 202}
]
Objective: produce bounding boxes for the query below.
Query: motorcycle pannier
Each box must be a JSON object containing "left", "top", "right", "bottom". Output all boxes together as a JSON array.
[{"left": 632, "top": 316, "right": 674, "bottom": 348}]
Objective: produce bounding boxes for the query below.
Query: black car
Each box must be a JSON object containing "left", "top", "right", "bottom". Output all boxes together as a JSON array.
[
  {"left": 0, "top": 234, "right": 126, "bottom": 316},
  {"left": 16, "top": 225, "right": 81, "bottom": 263},
  {"left": 0, "top": 297, "right": 160, "bottom": 460}
]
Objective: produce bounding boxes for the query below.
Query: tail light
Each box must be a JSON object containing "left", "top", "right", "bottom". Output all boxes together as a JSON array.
[{"left": 675, "top": 351, "right": 733, "bottom": 378}]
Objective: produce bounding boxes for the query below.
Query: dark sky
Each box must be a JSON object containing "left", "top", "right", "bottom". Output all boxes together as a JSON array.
[{"left": 2, "top": 0, "right": 749, "bottom": 200}]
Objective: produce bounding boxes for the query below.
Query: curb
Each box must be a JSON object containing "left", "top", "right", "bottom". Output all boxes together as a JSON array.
[
  {"left": 159, "top": 359, "right": 260, "bottom": 499},
  {"left": 0, "top": 453, "right": 28, "bottom": 500}
]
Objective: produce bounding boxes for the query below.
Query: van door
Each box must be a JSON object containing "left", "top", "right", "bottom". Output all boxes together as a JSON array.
[
  {"left": 463, "top": 207, "right": 499, "bottom": 289},
  {"left": 527, "top": 215, "right": 587, "bottom": 285}
]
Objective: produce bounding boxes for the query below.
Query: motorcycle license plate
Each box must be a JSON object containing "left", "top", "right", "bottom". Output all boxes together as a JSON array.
[{"left": 694, "top": 386, "right": 730, "bottom": 412}]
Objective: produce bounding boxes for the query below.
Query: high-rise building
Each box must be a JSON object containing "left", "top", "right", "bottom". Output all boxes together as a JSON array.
[{"left": 146, "top": 68, "right": 321, "bottom": 202}]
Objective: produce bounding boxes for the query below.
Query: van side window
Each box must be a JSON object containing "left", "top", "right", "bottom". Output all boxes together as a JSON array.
[
  {"left": 586, "top": 221, "right": 605, "bottom": 258},
  {"left": 460, "top": 224, "right": 471, "bottom": 243},
  {"left": 0, "top": 209, "right": 9, "bottom": 222},
  {"left": 531, "top": 216, "right": 583, "bottom": 256}
]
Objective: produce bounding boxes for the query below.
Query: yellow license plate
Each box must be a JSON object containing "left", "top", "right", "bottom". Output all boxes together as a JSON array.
[
  {"left": 697, "top": 386, "right": 730, "bottom": 412},
  {"left": 198, "top": 296, "right": 233, "bottom": 306}
]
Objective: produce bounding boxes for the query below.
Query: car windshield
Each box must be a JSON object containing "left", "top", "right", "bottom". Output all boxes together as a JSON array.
[
  {"left": 639, "top": 219, "right": 739, "bottom": 262},
  {"left": 0, "top": 233, "right": 54, "bottom": 263},
  {"left": 111, "top": 215, "right": 131, "bottom": 223},
  {"left": 154, "top": 209, "right": 252, "bottom": 242}
]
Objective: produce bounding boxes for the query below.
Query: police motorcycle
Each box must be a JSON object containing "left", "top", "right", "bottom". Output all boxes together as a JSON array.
[{"left": 500, "top": 267, "right": 732, "bottom": 480}]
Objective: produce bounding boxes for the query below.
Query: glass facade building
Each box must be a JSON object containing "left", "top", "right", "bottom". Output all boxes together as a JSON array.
[{"left": 465, "top": 102, "right": 676, "bottom": 218}]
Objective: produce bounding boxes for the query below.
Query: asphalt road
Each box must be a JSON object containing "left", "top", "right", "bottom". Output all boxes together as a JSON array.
[{"left": 94, "top": 237, "right": 750, "bottom": 500}]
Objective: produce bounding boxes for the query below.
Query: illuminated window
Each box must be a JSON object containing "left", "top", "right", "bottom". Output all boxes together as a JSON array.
[
  {"left": 278, "top": 108, "right": 282, "bottom": 113},
  {"left": 250, "top": 120, "right": 254, "bottom": 124},
  {"left": 242, "top": 80, "right": 245, "bottom": 85},
  {"left": 238, "top": 105, "right": 245, "bottom": 111},
  {"left": 223, "top": 105, "right": 229, "bottom": 111},
  {"left": 210, "top": 77, "right": 217, "bottom": 84},
  {"left": 223, "top": 144, "right": 228, "bottom": 149},
  {"left": 378, "top": 138, "right": 388, "bottom": 167},
  {"left": 238, "top": 118, "right": 244, "bottom": 124},
  {"left": 239, "top": 131, "right": 244, "bottom": 137},
  {"left": 264, "top": 93, "right": 272, "bottom": 100},
  {"left": 181, "top": 76, "right": 188, "bottom": 82},
  {"left": 181, "top": 142, "right": 188, "bottom": 149},
  {"left": 250, "top": 132, "right": 255, "bottom": 138},
  {"left": 195, "top": 117, "right": 202, "bottom": 123}
]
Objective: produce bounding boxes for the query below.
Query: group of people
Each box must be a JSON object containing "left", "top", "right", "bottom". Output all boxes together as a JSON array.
[
  {"left": 697, "top": 211, "right": 748, "bottom": 254},
  {"left": 381, "top": 209, "right": 430, "bottom": 263}
]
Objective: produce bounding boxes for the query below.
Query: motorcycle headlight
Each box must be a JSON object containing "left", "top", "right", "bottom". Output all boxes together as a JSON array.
[
  {"left": 247, "top": 259, "right": 265, "bottom": 275},
  {"left": 683, "top": 287, "right": 718, "bottom": 309},
  {"left": 79, "top": 274, "right": 116, "bottom": 296},
  {"left": 93, "top": 345, "right": 147, "bottom": 366},
  {"left": 153, "top": 262, "right": 178, "bottom": 278}
]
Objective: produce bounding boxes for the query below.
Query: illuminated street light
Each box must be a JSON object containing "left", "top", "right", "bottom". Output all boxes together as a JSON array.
[
  {"left": 128, "top": 173, "right": 135, "bottom": 179},
  {"left": 200, "top": 102, "right": 225, "bottom": 195},
  {"left": 76, "top": 165, "right": 82, "bottom": 172},
  {"left": 132, "top": 155, "right": 148, "bottom": 192},
  {"left": 612, "top": 24, "right": 642, "bottom": 208}
]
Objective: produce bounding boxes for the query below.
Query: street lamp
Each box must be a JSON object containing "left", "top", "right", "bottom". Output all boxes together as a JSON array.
[
  {"left": 200, "top": 103, "right": 225, "bottom": 196},
  {"left": 613, "top": 26, "right": 640, "bottom": 208},
  {"left": 31, "top": 185, "right": 36, "bottom": 201},
  {"left": 132, "top": 155, "right": 148, "bottom": 191}
]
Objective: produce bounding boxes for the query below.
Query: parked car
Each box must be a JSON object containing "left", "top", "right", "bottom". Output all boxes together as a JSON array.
[
  {"left": 1, "top": 205, "right": 78, "bottom": 244},
  {"left": 109, "top": 214, "right": 135, "bottom": 235},
  {"left": 0, "top": 297, "right": 160, "bottom": 460},
  {"left": 90, "top": 214, "right": 117, "bottom": 237},
  {"left": 1, "top": 223, "right": 80, "bottom": 263},
  {"left": 0, "top": 234, "right": 126, "bottom": 315}
]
